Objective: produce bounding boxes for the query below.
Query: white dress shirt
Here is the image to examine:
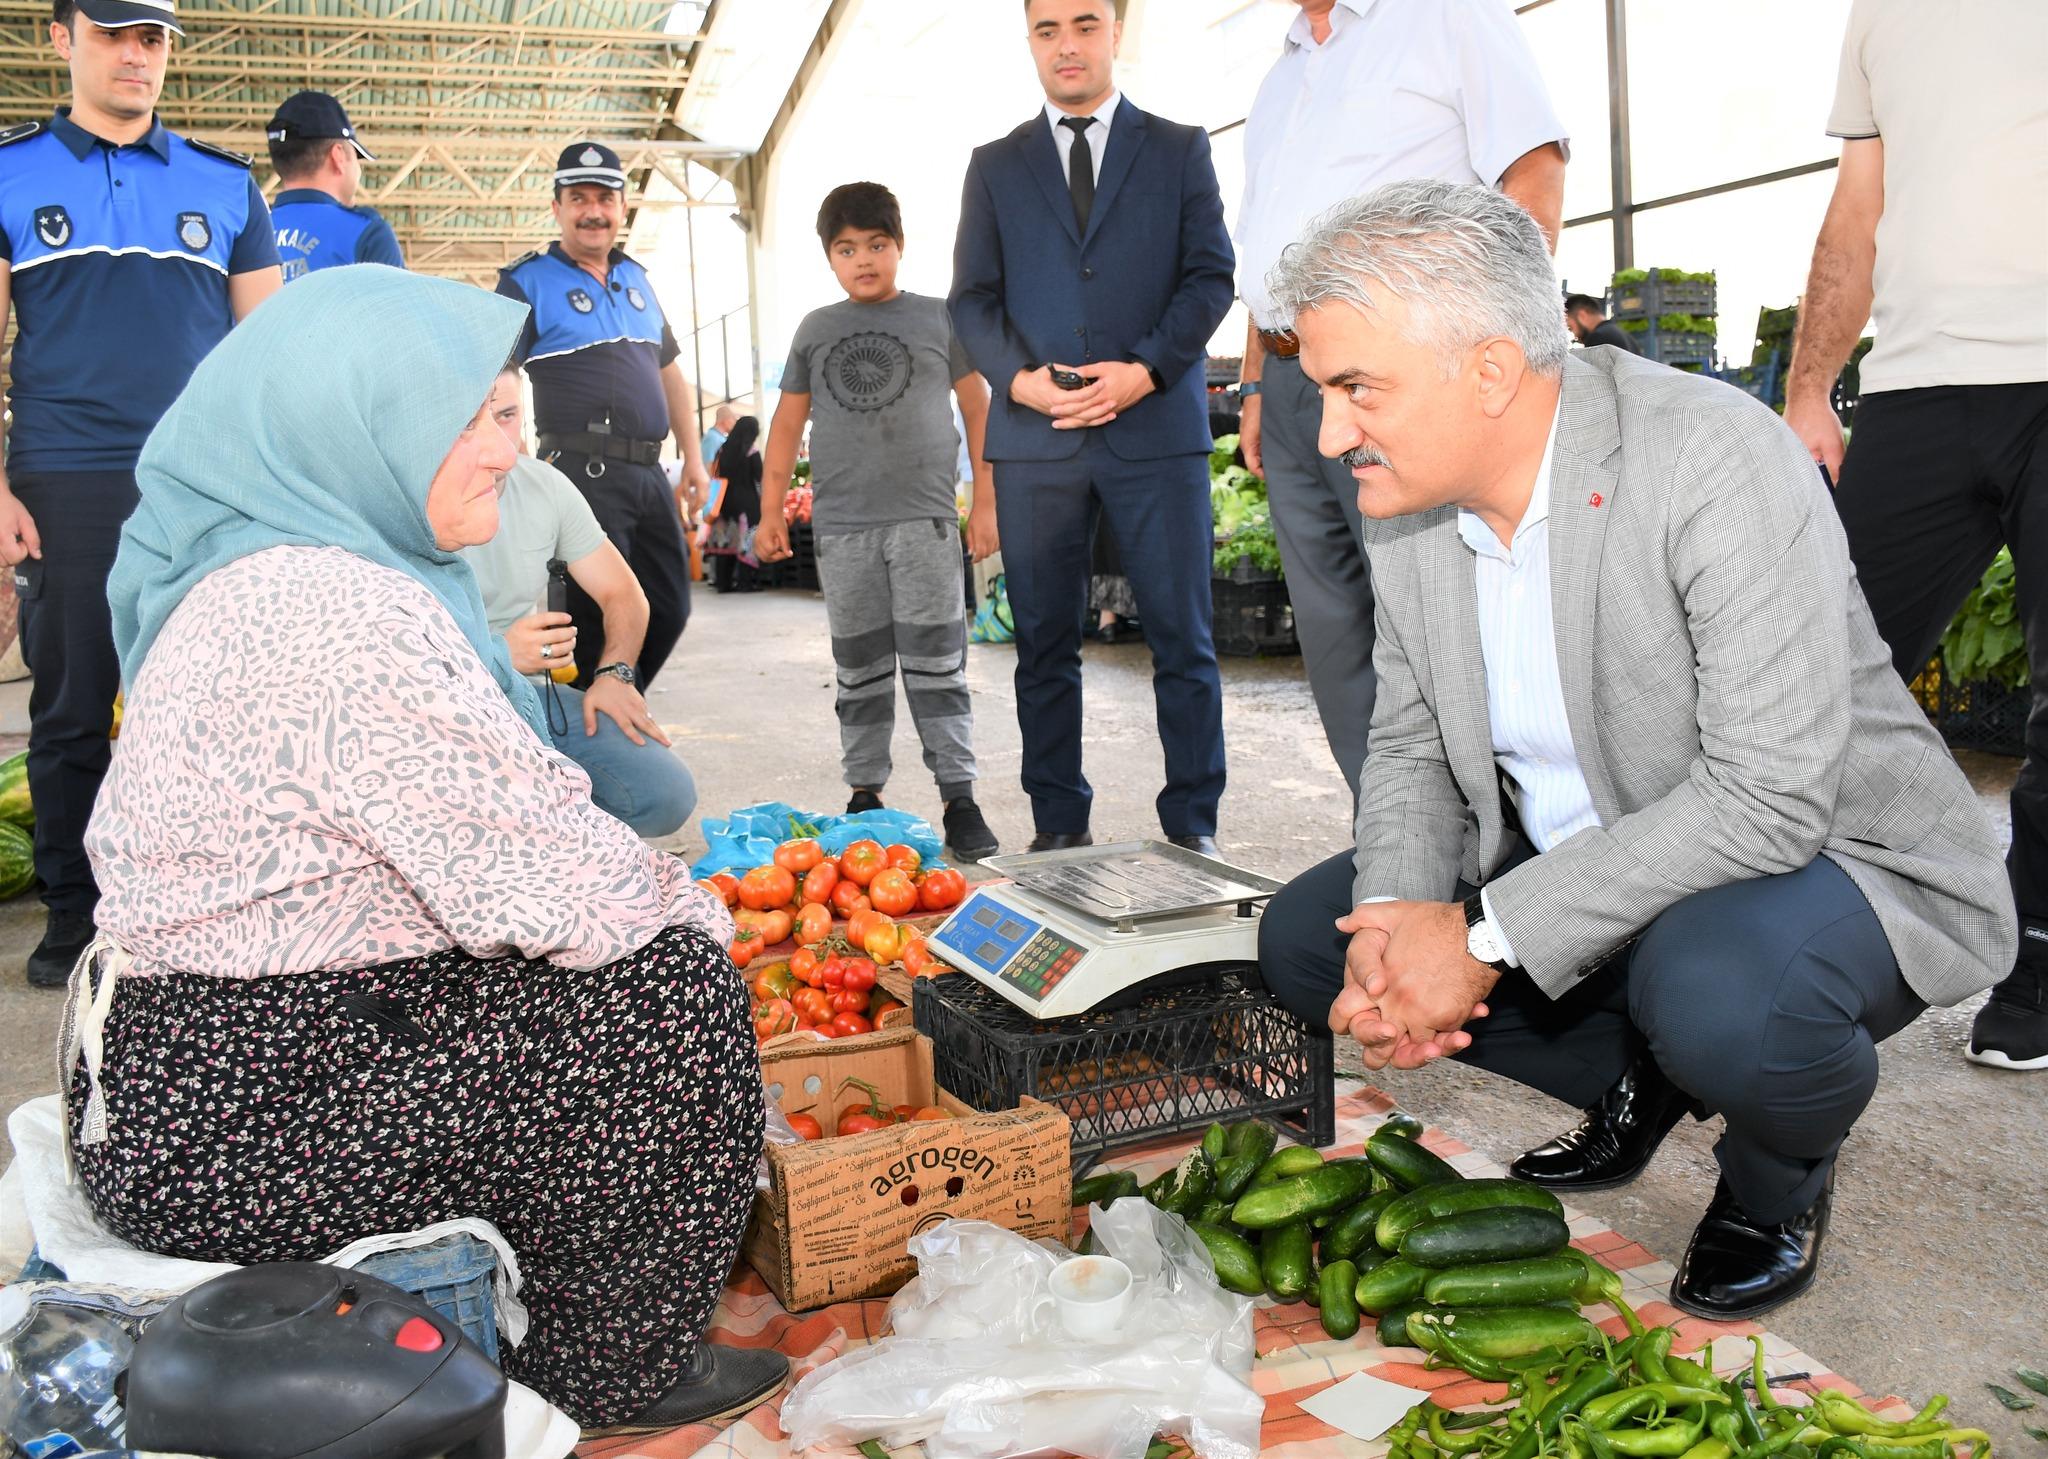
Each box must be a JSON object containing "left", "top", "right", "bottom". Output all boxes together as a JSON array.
[
  {"left": 1466, "top": 399, "right": 1600, "bottom": 965},
  {"left": 1046, "top": 90, "right": 1120, "bottom": 186},
  {"left": 1236, "top": 0, "right": 1568, "bottom": 326}
]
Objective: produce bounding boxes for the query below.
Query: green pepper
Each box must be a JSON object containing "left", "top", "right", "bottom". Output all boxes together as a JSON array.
[
  {"left": 1737, "top": 1427, "right": 1819, "bottom": 1459},
  {"left": 1748, "top": 1339, "right": 1784, "bottom": 1413},
  {"left": 1584, "top": 1387, "right": 1732, "bottom": 1428},
  {"left": 1634, "top": 1329, "right": 1676, "bottom": 1386},
  {"left": 1606, "top": 1408, "right": 1711, "bottom": 1457},
  {"left": 1429, "top": 1404, "right": 1500, "bottom": 1454},
  {"left": 1501, "top": 1361, "right": 1628, "bottom": 1459},
  {"left": 1811, "top": 1438, "right": 1951, "bottom": 1459},
  {"left": 1666, "top": 1356, "right": 1718, "bottom": 1390},
  {"left": 1680, "top": 1442, "right": 1734, "bottom": 1459},
  {"left": 1810, "top": 1394, "right": 1951, "bottom": 1441},
  {"left": 1721, "top": 1381, "right": 1767, "bottom": 1451}
]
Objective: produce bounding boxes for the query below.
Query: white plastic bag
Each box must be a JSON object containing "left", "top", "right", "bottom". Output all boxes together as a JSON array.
[{"left": 778, "top": 1202, "right": 1262, "bottom": 1459}]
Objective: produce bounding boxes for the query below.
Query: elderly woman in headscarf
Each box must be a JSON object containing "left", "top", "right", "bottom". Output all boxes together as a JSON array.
[{"left": 64, "top": 267, "right": 783, "bottom": 1436}]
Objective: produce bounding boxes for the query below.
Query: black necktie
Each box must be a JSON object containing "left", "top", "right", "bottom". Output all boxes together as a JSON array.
[{"left": 1060, "top": 115, "right": 1095, "bottom": 234}]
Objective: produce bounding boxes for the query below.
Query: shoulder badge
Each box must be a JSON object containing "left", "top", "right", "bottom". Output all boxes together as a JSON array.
[
  {"left": 186, "top": 137, "right": 254, "bottom": 168},
  {"left": 0, "top": 120, "right": 46, "bottom": 149},
  {"left": 503, "top": 248, "right": 542, "bottom": 273}
]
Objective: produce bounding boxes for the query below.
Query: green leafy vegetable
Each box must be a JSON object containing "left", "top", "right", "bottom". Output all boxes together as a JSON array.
[
  {"left": 2021, "top": 1368, "right": 2048, "bottom": 1397},
  {"left": 1942, "top": 549, "right": 2029, "bottom": 688},
  {"left": 1991, "top": 1384, "right": 2038, "bottom": 1410}
]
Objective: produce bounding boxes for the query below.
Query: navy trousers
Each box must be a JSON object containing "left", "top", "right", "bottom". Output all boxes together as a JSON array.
[
  {"left": 1256, "top": 849, "right": 1925, "bottom": 1223},
  {"left": 542, "top": 450, "right": 690, "bottom": 690},
  {"left": 12, "top": 470, "right": 137, "bottom": 915},
  {"left": 991, "top": 435, "right": 1225, "bottom": 837}
]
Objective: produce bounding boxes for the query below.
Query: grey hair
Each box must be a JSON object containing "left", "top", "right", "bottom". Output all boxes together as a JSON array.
[{"left": 1265, "top": 180, "right": 1570, "bottom": 378}]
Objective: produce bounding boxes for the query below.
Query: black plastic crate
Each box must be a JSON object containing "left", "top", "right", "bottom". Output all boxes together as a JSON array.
[
  {"left": 1611, "top": 276, "right": 1717, "bottom": 319},
  {"left": 1638, "top": 330, "right": 1715, "bottom": 368},
  {"left": 1212, "top": 567, "right": 1298, "bottom": 657},
  {"left": 1921, "top": 655, "right": 2030, "bottom": 757},
  {"left": 913, "top": 964, "right": 1335, "bottom": 1167}
]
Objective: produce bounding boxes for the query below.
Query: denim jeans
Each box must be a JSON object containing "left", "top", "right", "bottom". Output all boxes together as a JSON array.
[{"left": 543, "top": 684, "right": 697, "bottom": 839}]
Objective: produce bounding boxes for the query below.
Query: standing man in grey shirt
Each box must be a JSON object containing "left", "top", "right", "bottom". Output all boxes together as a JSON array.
[{"left": 1235, "top": 0, "right": 1567, "bottom": 796}]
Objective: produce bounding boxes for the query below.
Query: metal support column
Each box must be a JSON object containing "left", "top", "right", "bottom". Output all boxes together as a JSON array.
[{"left": 1605, "top": 0, "right": 1634, "bottom": 271}]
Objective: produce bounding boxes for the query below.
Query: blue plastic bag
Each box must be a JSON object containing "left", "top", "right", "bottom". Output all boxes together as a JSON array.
[{"left": 690, "top": 802, "right": 946, "bottom": 878}]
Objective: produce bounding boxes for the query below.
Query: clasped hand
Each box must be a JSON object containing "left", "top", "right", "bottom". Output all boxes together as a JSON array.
[{"left": 1328, "top": 899, "right": 1499, "bottom": 1071}]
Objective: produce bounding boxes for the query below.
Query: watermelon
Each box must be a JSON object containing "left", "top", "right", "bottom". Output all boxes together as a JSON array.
[
  {"left": 0, "top": 750, "right": 28, "bottom": 830},
  {"left": 0, "top": 821, "right": 34, "bottom": 900}
]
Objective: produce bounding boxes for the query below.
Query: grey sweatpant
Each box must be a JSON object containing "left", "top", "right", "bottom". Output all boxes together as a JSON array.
[{"left": 814, "top": 518, "right": 977, "bottom": 796}]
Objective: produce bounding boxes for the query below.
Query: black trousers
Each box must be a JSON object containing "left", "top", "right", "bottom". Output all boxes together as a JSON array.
[
  {"left": 1257, "top": 850, "right": 1924, "bottom": 1223},
  {"left": 539, "top": 449, "right": 690, "bottom": 688},
  {"left": 13, "top": 470, "right": 137, "bottom": 915},
  {"left": 1832, "top": 382, "right": 2048, "bottom": 967}
]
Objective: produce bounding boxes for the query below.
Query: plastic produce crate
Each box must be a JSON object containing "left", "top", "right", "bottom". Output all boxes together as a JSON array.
[
  {"left": 1932, "top": 670, "right": 2029, "bottom": 757},
  {"left": 1212, "top": 566, "right": 1299, "bottom": 658},
  {"left": 912, "top": 964, "right": 1335, "bottom": 1167},
  {"left": 1638, "top": 330, "right": 1716, "bottom": 368},
  {"left": 356, "top": 1234, "right": 501, "bottom": 1362},
  {"left": 1611, "top": 276, "right": 1717, "bottom": 319}
]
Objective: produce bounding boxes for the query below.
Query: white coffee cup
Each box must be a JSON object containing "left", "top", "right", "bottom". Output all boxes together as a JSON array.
[{"left": 1049, "top": 1254, "right": 1134, "bottom": 1341}]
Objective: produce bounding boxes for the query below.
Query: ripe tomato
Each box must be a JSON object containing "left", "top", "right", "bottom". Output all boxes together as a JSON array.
[
  {"left": 910, "top": 1106, "right": 951, "bottom": 1122},
  {"left": 829, "top": 1011, "right": 874, "bottom": 1039},
  {"left": 846, "top": 908, "right": 890, "bottom": 949},
  {"left": 786, "top": 1111, "right": 824, "bottom": 1141},
  {"left": 867, "top": 868, "right": 918, "bottom": 917},
  {"left": 840, "top": 839, "right": 887, "bottom": 887},
  {"left": 794, "top": 903, "right": 833, "bottom": 946},
  {"left": 885, "top": 844, "right": 922, "bottom": 875},
  {"left": 756, "top": 909, "right": 793, "bottom": 946},
  {"left": 830, "top": 880, "right": 872, "bottom": 919},
  {"left": 819, "top": 955, "right": 847, "bottom": 989},
  {"left": 900, "top": 936, "right": 934, "bottom": 977},
  {"left": 789, "top": 947, "right": 820, "bottom": 985},
  {"left": 750, "top": 963, "right": 796, "bottom": 1002},
  {"left": 753, "top": 997, "right": 796, "bottom": 1042},
  {"left": 773, "top": 838, "right": 824, "bottom": 874},
  {"left": 709, "top": 873, "right": 740, "bottom": 908},
  {"left": 829, "top": 988, "right": 867, "bottom": 1013},
  {"left": 798, "top": 862, "right": 839, "bottom": 905},
  {"left": 792, "top": 987, "right": 832, "bottom": 1025},
  {"left": 728, "top": 931, "right": 763, "bottom": 968},
  {"left": 919, "top": 868, "right": 968, "bottom": 913},
  {"left": 862, "top": 921, "right": 906, "bottom": 964},
  {"left": 738, "top": 864, "right": 797, "bottom": 911},
  {"left": 840, "top": 957, "right": 878, "bottom": 994},
  {"left": 837, "top": 1108, "right": 888, "bottom": 1134},
  {"left": 869, "top": 989, "right": 906, "bottom": 1021}
]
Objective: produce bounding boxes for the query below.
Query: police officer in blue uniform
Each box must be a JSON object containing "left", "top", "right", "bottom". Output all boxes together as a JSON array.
[
  {"left": 266, "top": 90, "right": 402, "bottom": 279},
  {"left": 496, "top": 142, "right": 709, "bottom": 691},
  {"left": 0, "top": 0, "right": 281, "bottom": 987}
]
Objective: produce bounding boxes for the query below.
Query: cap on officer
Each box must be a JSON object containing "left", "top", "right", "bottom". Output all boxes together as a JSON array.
[
  {"left": 267, "top": 90, "right": 375, "bottom": 161},
  {"left": 553, "top": 141, "right": 626, "bottom": 192},
  {"left": 71, "top": 0, "right": 184, "bottom": 36}
]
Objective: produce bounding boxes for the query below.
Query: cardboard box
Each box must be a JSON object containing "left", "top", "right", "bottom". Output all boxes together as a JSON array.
[{"left": 746, "top": 1027, "right": 1072, "bottom": 1311}]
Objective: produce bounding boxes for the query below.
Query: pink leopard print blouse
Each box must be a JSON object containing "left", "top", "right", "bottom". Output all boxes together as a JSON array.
[{"left": 87, "top": 545, "right": 734, "bottom": 978}]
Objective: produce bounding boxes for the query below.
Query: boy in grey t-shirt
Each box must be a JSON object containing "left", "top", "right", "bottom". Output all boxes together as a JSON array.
[{"left": 755, "top": 182, "right": 1001, "bottom": 861}]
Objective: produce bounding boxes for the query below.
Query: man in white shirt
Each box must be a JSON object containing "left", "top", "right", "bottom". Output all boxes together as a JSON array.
[
  {"left": 1786, "top": 0, "right": 2048, "bottom": 1072},
  {"left": 1252, "top": 182, "right": 2012, "bottom": 1319},
  {"left": 1235, "top": 0, "right": 1567, "bottom": 795}
]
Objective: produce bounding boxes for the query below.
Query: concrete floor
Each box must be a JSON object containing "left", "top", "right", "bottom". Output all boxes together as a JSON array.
[{"left": 1, "top": 584, "right": 2042, "bottom": 1446}]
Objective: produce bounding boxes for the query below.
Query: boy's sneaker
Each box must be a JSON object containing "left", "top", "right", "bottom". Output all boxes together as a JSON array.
[
  {"left": 943, "top": 799, "right": 1000, "bottom": 862},
  {"left": 846, "top": 789, "right": 884, "bottom": 814},
  {"left": 1966, "top": 963, "right": 2048, "bottom": 1070}
]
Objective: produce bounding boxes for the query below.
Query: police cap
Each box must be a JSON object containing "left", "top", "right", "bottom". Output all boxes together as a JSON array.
[
  {"left": 267, "top": 90, "right": 375, "bottom": 161},
  {"left": 74, "top": 0, "right": 184, "bottom": 36},
  {"left": 553, "top": 142, "right": 626, "bottom": 192}
]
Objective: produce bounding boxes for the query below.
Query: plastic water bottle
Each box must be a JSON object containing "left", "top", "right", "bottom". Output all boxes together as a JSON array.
[{"left": 0, "top": 1304, "right": 133, "bottom": 1457}]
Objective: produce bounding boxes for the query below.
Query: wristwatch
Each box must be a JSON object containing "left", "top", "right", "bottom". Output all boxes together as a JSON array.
[
  {"left": 1237, "top": 381, "right": 1262, "bottom": 398},
  {"left": 593, "top": 662, "right": 637, "bottom": 687},
  {"left": 1462, "top": 894, "right": 1513, "bottom": 975}
]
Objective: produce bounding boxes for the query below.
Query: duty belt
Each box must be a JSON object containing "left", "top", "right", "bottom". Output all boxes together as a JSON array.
[{"left": 538, "top": 430, "right": 664, "bottom": 469}]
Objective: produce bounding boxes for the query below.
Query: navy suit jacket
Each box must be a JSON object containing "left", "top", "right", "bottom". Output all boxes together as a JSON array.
[{"left": 949, "top": 98, "right": 1235, "bottom": 463}]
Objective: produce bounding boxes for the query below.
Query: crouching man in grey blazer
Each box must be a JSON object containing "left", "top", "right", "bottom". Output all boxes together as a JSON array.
[{"left": 1256, "top": 180, "right": 2014, "bottom": 1320}]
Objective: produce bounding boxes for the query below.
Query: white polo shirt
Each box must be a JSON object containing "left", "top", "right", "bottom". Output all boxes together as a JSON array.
[{"left": 1237, "top": 0, "right": 1568, "bottom": 328}]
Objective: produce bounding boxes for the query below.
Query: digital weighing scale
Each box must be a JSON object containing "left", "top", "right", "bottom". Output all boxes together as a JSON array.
[{"left": 928, "top": 840, "right": 1285, "bottom": 1017}]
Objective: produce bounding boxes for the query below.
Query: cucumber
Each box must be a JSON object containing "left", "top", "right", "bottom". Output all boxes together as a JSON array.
[
  {"left": 1377, "top": 1177, "right": 1564, "bottom": 1250},
  {"left": 1251, "top": 1145, "right": 1325, "bottom": 1186},
  {"left": 1313, "top": 1161, "right": 1375, "bottom": 1225},
  {"left": 1376, "top": 1112, "right": 1426, "bottom": 1140},
  {"left": 1189, "top": 1221, "right": 1264, "bottom": 1296},
  {"left": 1354, "top": 1255, "right": 1429, "bottom": 1314},
  {"left": 1421, "top": 1253, "right": 1587, "bottom": 1308},
  {"left": 1261, "top": 1220, "right": 1315, "bottom": 1301},
  {"left": 1567, "top": 1248, "right": 1624, "bottom": 1305},
  {"left": 1201, "top": 1122, "right": 1230, "bottom": 1164},
  {"left": 1321, "top": 1191, "right": 1396, "bottom": 1263},
  {"left": 1231, "top": 1160, "right": 1377, "bottom": 1229},
  {"left": 1406, "top": 1305, "right": 1598, "bottom": 1359},
  {"left": 1224, "top": 1118, "right": 1279, "bottom": 1168},
  {"left": 1376, "top": 1298, "right": 1430, "bottom": 1349},
  {"left": 1145, "top": 1149, "right": 1214, "bottom": 1215},
  {"left": 1400, "top": 1207, "right": 1572, "bottom": 1268},
  {"left": 1071, "top": 1170, "right": 1141, "bottom": 1207},
  {"left": 1365, "top": 1131, "right": 1463, "bottom": 1191},
  {"left": 1192, "top": 1197, "right": 1231, "bottom": 1226},
  {"left": 1318, "top": 1259, "right": 1361, "bottom": 1340},
  {"left": 1210, "top": 1152, "right": 1261, "bottom": 1203}
]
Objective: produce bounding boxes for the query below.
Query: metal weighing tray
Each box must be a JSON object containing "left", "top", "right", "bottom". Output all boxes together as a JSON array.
[{"left": 981, "top": 839, "right": 1284, "bottom": 931}]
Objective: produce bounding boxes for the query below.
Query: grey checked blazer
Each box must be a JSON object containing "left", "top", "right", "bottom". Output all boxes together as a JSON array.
[{"left": 1350, "top": 349, "right": 2015, "bottom": 1005}]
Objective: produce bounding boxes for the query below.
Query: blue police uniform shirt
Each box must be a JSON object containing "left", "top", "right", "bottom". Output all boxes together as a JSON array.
[
  {"left": 0, "top": 109, "right": 278, "bottom": 475},
  {"left": 496, "top": 242, "right": 680, "bottom": 445},
  {"left": 271, "top": 186, "right": 403, "bottom": 280}
]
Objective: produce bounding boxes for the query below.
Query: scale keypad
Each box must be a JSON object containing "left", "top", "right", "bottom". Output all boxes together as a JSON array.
[{"left": 1000, "top": 929, "right": 1083, "bottom": 999}]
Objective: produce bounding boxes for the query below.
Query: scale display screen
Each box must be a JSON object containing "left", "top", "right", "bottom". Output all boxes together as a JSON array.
[{"left": 936, "top": 891, "right": 1085, "bottom": 1002}]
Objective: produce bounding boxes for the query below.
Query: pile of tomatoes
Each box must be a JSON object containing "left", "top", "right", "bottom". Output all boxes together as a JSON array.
[
  {"left": 781, "top": 1077, "right": 954, "bottom": 1140},
  {"left": 698, "top": 836, "right": 966, "bottom": 1044}
]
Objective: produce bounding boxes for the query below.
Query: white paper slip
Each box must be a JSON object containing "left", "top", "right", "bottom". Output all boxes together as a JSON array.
[{"left": 1298, "top": 1370, "right": 1437, "bottom": 1440}]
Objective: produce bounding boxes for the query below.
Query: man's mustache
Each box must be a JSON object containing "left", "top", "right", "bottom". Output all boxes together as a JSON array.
[{"left": 1342, "top": 444, "right": 1390, "bottom": 470}]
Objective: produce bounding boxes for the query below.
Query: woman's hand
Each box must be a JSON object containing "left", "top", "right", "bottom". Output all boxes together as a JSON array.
[{"left": 506, "top": 611, "right": 576, "bottom": 675}]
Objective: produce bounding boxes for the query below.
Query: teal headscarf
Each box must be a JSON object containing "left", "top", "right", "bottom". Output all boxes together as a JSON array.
[{"left": 109, "top": 265, "right": 547, "bottom": 737}]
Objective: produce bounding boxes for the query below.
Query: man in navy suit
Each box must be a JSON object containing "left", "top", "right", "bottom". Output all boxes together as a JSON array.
[{"left": 950, "top": 0, "right": 1235, "bottom": 855}]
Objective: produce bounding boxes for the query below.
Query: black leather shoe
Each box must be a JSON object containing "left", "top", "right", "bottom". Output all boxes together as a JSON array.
[
  {"left": 587, "top": 1345, "right": 790, "bottom": 1436},
  {"left": 1167, "top": 834, "right": 1221, "bottom": 857},
  {"left": 1026, "top": 831, "right": 1093, "bottom": 853},
  {"left": 1509, "top": 1051, "right": 1688, "bottom": 1190},
  {"left": 1671, "top": 1172, "right": 1832, "bottom": 1320},
  {"left": 26, "top": 909, "right": 95, "bottom": 990}
]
